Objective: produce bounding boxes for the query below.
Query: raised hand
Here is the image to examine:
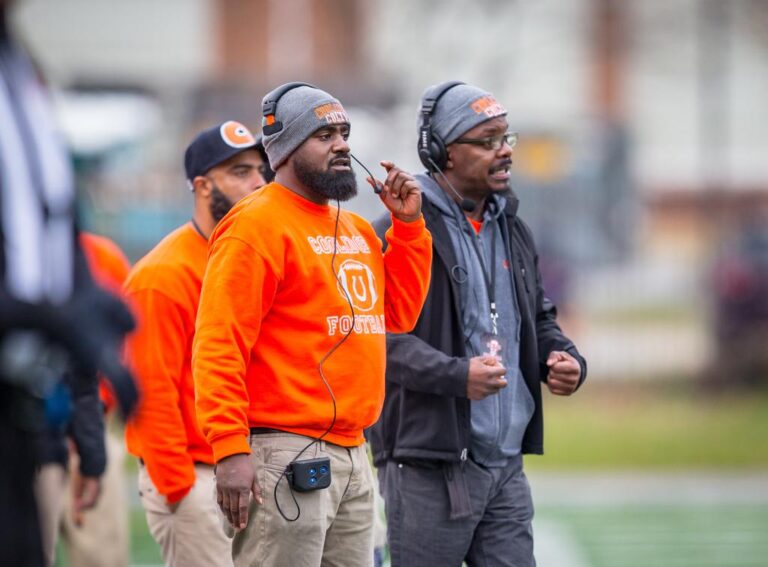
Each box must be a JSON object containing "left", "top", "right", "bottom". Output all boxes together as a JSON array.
[{"left": 372, "top": 161, "right": 422, "bottom": 223}]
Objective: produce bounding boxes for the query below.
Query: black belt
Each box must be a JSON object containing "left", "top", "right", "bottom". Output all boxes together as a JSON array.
[
  {"left": 138, "top": 458, "right": 210, "bottom": 466},
  {"left": 249, "top": 427, "right": 287, "bottom": 435}
]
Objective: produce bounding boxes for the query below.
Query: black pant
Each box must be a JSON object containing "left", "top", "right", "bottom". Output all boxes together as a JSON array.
[
  {"left": 0, "top": 385, "right": 45, "bottom": 567},
  {"left": 379, "top": 456, "right": 535, "bottom": 567}
]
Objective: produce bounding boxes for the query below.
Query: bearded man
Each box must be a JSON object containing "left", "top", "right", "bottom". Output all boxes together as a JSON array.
[
  {"left": 192, "top": 83, "right": 432, "bottom": 566},
  {"left": 124, "top": 121, "right": 266, "bottom": 567}
]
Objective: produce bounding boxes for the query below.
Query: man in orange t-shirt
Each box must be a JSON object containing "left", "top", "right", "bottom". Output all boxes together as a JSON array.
[
  {"left": 124, "top": 121, "right": 266, "bottom": 567},
  {"left": 192, "top": 83, "right": 432, "bottom": 566}
]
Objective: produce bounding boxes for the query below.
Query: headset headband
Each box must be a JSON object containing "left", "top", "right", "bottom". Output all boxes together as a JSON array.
[
  {"left": 419, "top": 80, "right": 465, "bottom": 122},
  {"left": 262, "top": 81, "right": 317, "bottom": 136},
  {"left": 418, "top": 80, "right": 465, "bottom": 170}
]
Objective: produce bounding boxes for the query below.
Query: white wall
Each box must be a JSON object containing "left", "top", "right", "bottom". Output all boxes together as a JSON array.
[
  {"left": 11, "top": 0, "right": 214, "bottom": 88},
  {"left": 628, "top": 0, "right": 768, "bottom": 192}
]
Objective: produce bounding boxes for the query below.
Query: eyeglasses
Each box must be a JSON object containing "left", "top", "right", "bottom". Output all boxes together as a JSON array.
[{"left": 453, "top": 131, "right": 518, "bottom": 151}]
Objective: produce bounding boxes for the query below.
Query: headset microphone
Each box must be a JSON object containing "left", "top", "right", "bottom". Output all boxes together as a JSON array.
[
  {"left": 349, "top": 153, "right": 382, "bottom": 194},
  {"left": 426, "top": 156, "right": 477, "bottom": 212}
]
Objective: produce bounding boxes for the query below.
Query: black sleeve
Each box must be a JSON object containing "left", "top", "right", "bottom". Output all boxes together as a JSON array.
[
  {"left": 385, "top": 333, "right": 469, "bottom": 398},
  {"left": 376, "top": 212, "right": 469, "bottom": 397},
  {"left": 67, "top": 371, "right": 106, "bottom": 477}
]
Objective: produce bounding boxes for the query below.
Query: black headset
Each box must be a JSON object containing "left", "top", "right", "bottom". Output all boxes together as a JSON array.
[
  {"left": 417, "top": 80, "right": 465, "bottom": 171},
  {"left": 262, "top": 81, "right": 317, "bottom": 136}
]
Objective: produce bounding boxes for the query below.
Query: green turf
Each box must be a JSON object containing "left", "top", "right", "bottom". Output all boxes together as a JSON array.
[
  {"left": 527, "top": 382, "right": 768, "bottom": 470},
  {"left": 536, "top": 504, "right": 768, "bottom": 567},
  {"left": 129, "top": 508, "right": 163, "bottom": 565}
]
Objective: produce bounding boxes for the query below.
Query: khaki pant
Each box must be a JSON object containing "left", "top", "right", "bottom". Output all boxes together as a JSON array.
[
  {"left": 233, "top": 432, "right": 375, "bottom": 567},
  {"left": 35, "top": 463, "right": 68, "bottom": 567},
  {"left": 139, "top": 462, "right": 234, "bottom": 567},
  {"left": 35, "top": 428, "right": 129, "bottom": 567},
  {"left": 63, "top": 427, "right": 129, "bottom": 567}
]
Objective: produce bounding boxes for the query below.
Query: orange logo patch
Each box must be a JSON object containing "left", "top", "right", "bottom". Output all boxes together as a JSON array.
[
  {"left": 219, "top": 121, "right": 256, "bottom": 148},
  {"left": 470, "top": 96, "right": 506, "bottom": 119},
  {"left": 314, "top": 102, "right": 349, "bottom": 125}
]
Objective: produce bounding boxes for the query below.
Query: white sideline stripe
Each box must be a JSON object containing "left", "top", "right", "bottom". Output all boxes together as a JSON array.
[
  {"left": 528, "top": 472, "right": 768, "bottom": 505},
  {"left": 534, "top": 519, "right": 589, "bottom": 567}
]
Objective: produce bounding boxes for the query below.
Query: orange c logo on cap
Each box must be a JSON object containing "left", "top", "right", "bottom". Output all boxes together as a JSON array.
[{"left": 220, "top": 121, "right": 256, "bottom": 148}]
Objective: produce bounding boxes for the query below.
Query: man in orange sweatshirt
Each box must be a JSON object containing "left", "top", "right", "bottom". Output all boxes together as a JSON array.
[
  {"left": 124, "top": 121, "right": 266, "bottom": 567},
  {"left": 193, "top": 83, "right": 432, "bottom": 566}
]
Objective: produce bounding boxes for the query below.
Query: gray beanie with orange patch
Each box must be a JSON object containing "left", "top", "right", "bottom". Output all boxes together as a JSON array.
[{"left": 261, "top": 84, "right": 350, "bottom": 170}]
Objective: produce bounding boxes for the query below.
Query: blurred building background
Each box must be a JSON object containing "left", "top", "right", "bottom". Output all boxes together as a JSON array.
[
  {"left": 10, "top": 1, "right": 768, "bottom": 565},
  {"left": 14, "top": 0, "right": 768, "bottom": 382}
]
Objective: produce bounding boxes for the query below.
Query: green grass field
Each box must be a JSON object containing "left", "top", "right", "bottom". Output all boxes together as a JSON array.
[
  {"left": 536, "top": 504, "right": 768, "bottom": 567},
  {"left": 528, "top": 381, "right": 768, "bottom": 470}
]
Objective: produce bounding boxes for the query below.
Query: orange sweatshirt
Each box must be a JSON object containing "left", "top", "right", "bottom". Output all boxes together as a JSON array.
[
  {"left": 79, "top": 232, "right": 132, "bottom": 414},
  {"left": 193, "top": 183, "right": 432, "bottom": 462},
  {"left": 80, "top": 232, "right": 131, "bottom": 295},
  {"left": 124, "top": 223, "right": 212, "bottom": 504}
]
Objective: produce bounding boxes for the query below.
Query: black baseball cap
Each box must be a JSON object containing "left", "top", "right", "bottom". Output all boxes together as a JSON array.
[
  {"left": 254, "top": 135, "right": 274, "bottom": 183},
  {"left": 184, "top": 120, "right": 259, "bottom": 181}
]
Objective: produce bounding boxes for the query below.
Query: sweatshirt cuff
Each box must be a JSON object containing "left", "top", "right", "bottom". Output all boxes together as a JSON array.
[
  {"left": 211, "top": 433, "right": 252, "bottom": 463},
  {"left": 389, "top": 214, "right": 426, "bottom": 241}
]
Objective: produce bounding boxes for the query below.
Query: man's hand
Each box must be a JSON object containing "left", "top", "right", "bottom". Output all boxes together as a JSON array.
[
  {"left": 215, "top": 453, "right": 261, "bottom": 531},
  {"left": 71, "top": 471, "right": 101, "bottom": 527},
  {"left": 467, "top": 355, "right": 507, "bottom": 400},
  {"left": 545, "top": 351, "right": 581, "bottom": 395},
  {"left": 372, "top": 161, "right": 422, "bottom": 223}
]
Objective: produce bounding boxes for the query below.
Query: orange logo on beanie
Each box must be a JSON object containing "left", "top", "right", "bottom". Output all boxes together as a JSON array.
[
  {"left": 470, "top": 96, "right": 506, "bottom": 119},
  {"left": 314, "top": 102, "right": 349, "bottom": 125},
  {"left": 219, "top": 121, "right": 256, "bottom": 148}
]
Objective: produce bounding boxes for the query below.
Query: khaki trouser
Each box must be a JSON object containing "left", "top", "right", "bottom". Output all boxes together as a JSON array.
[
  {"left": 63, "top": 427, "right": 129, "bottom": 567},
  {"left": 35, "top": 463, "right": 68, "bottom": 567},
  {"left": 35, "top": 428, "right": 129, "bottom": 567},
  {"left": 233, "top": 432, "right": 375, "bottom": 567},
  {"left": 139, "top": 462, "right": 234, "bottom": 567}
]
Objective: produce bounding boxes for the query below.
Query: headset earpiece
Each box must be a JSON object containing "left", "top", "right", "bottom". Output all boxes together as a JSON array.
[
  {"left": 262, "top": 81, "right": 317, "bottom": 136},
  {"left": 417, "top": 80, "right": 465, "bottom": 171}
]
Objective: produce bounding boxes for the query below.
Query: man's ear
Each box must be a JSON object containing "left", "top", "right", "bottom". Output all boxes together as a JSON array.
[
  {"left": 192, "top": 176, "right": 211, "bottom": 196},
  {"left": 444, "top": 147, "right": 454, "bottom": 170}
]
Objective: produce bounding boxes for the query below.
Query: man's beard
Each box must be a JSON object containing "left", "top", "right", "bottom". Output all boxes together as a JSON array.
[
  {"left": 294, "top": 153, "right": 358, "bottom": 202},
  {"left": 209, "top": 185, "right": 234, "bottom": 223}
]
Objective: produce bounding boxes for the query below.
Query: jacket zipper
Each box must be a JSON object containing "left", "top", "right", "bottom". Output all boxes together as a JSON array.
[{"left": 518, "top": 258, "right": 530, "bottom": 293}]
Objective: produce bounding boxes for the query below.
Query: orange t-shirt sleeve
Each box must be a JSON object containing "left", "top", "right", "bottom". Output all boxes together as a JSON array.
[
  {"left": 125, "top": 288, "right": 196, "bottom": 503},
  {"left": 79, "top": 233, "right": 133, "bottom": 413},
  {"left": 193, "top": 236, "right": 280, "bottom": 463},
  {"left": 381, "top": 215, "right": 432, "bottom": 333}
]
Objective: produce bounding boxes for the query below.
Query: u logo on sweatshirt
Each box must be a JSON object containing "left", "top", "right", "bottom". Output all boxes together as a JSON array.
[{"left": 336, "top": 260, "right": 377, "bottom": 312}]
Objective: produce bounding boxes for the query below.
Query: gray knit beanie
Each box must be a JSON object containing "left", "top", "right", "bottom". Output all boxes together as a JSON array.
[
  {"left": 424, "top": 83, "right": 508, "bottom": 145},
  {"left": 261, "top": 84, "right": 350, "bottom": 170}
]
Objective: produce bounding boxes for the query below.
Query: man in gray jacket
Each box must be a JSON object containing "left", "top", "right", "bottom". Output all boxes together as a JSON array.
[{"left": 369, "top": 81, "right": 587, "bottom": 566}]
